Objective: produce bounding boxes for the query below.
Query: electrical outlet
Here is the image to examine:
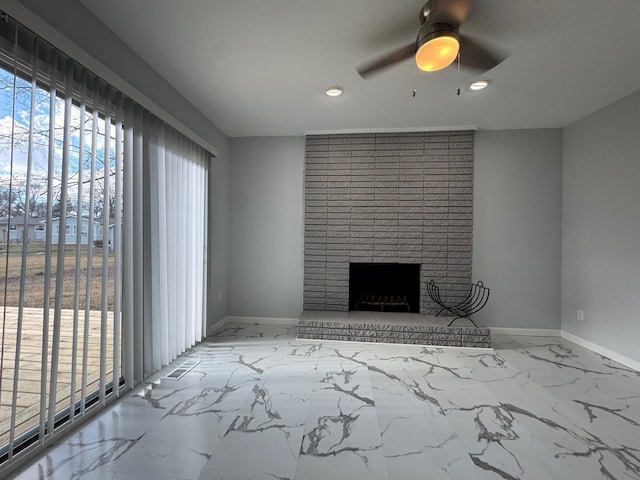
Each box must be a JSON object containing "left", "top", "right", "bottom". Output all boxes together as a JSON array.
[{"left": 576, "top": 309, "right": 584, "bottom": 321}]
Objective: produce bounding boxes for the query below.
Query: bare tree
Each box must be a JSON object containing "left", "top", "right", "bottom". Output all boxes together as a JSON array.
[{"left": 1, "top": 64, "right": 122, "bottom": 226}]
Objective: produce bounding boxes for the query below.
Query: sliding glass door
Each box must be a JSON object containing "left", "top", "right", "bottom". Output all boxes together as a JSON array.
[
  {"left": 0, "top": 12, "right": 211, "bottom": 470},
  {"left": 0, "top": 40, "right": 123, "bottom": 461}
]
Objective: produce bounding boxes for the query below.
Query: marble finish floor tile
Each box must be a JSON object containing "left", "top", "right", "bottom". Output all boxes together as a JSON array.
[{"left": 6, "top": 324, "right": 640, "bottom": 480}]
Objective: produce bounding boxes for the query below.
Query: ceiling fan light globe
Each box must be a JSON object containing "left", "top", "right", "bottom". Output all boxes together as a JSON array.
[{"left": 416, "top": 34, "right": 460, "bottom": 72}]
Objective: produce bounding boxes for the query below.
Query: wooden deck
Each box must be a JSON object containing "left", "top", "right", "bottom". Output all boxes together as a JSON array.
[{"left": 0, "top": 306, "right": 116, "bottom": 446}]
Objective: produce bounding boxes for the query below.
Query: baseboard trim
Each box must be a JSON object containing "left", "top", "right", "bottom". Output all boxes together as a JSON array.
[
  {"left": 207, "top": 317, "right": 229, "bottom": 335},
  {"left": 561, "top": 330, "right": 640, "bottom": 372},
  {"left": 490, "top": 327, "right": 560, "bottom": 337},
  {"left": 224, "top": 316, "right": 299, "bottom": 326}
]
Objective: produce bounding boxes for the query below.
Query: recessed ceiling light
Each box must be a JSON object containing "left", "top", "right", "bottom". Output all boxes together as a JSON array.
[
  {"left": 470, "top": 79, "right": 490, "bottom": 91},
  {"left": 325, "top": 86, "right": 343, "bottom": 97}
]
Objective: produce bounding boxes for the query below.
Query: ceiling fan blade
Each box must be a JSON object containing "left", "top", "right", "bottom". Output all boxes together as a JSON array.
[
  {"left": 458, "top": 34, "right": 509, "bottom": 72},
  {"left": 423, "top": 0, "right": 474, "bottom": 25},
  {"left": 357, "top": 42, "right": 416, "bottom": 78}
]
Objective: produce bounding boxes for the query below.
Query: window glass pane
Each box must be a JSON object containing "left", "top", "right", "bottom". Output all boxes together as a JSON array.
[
  {"left": 0, "top": 59, "right": 121, "bottom": 451},
  {"left": 0, "top": 14, "right": 208, "bottom": 468},
  {"left": 0, "top": 64, "right": 51, "bottom": 447}
]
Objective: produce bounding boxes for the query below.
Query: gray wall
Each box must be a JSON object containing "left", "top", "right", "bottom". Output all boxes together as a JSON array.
[
  {"left": 7, "top": 0, "right": 231, "bottom": 329},
  {"left": 228, "top": 131, "right": 564, "bottom": 329},
  {"left": 562, "top": 90, "right": 640, "bottom": 361},
  {"left": 473, "top": 129, "right": 563, "bottom": 329},
  {"left": 229, "top": 137, "right": 305, "bottom": 319},
  {"left": 209, "top": 151, "right": 231, "bottom": 327}
]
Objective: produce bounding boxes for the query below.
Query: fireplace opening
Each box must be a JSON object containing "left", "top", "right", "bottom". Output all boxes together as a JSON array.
[{"left": 349, "top": 263, "right": 420, "bottom": 313}]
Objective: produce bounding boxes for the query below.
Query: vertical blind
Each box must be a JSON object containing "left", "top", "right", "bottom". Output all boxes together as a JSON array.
[
  {"left": 0, "top": 13, "right": 210, "bottom": 467},
  {"left": 142, "top": 116, "right": 208, "bottom": 376}
]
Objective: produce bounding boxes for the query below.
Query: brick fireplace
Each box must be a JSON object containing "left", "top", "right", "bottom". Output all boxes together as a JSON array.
[{"left": 303, "top": 131, "right": 474, "bottom": 314}]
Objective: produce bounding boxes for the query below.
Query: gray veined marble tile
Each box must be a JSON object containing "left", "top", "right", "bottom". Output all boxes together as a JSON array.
[
  {"left": 367, "top": 358, "right": 495, "bottom": 479},
  {"left": 7, "top": 326, "right": 640, "bottom": 480},
  {"left": 295, "top": 350, "right": 389, "bottom": 480},
  {"left": 12, "top": 434, "right": 148, "bottom": 480},
  {"left": 198, "top": 362, "right": 317, "bottom": 480}
]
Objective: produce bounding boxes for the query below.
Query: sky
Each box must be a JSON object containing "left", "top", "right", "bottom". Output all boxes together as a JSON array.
[{"left": 0, "top": 64, "right": 117, "bottom": 214}]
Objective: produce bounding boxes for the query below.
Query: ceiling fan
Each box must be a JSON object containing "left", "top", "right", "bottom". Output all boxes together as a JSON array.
[{"left": 357, "top": 0, "right": 507, "bottom": 78}]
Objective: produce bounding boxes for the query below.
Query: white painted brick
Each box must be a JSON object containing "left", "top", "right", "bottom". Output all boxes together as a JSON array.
[{"left": 304, "top": 131, "right": 474, "bottom": 311}]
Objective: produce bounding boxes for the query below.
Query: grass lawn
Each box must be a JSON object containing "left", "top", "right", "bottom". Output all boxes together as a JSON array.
[{"left": 0, "top": 241, "right": 116, "bottom": 310}]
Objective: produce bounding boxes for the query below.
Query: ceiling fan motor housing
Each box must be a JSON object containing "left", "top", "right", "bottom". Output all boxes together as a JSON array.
[
  {"left": 357, "top": 0, "right": 506, "bottom": 78},
  {"left": 415, "top": 22, "right": 460, "bottom": 71},
  {"left": 417, "top": 21, "right": 459, "bottom": 47}
]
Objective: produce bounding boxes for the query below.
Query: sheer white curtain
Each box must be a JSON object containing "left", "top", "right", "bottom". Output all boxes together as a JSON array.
[{"left": 122, "top": 104, "right": 209, "bottom": 382}]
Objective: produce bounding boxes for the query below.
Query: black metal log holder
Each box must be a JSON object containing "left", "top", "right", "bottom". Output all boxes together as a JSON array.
[{"left": 426, "top": 280, "right": 490, "bottom": 328}]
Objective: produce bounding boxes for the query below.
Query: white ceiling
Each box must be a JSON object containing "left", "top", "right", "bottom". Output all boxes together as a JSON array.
[{"left": 78, "top": 0, "right": 640, "bottom": 138}]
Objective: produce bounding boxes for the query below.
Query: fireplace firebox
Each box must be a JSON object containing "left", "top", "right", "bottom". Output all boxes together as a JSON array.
[{"left": 349, "top": 263, "right": 420, "bottom": 313}]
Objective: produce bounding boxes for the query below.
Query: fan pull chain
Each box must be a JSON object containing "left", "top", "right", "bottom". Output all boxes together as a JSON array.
[
  {"left": 412, "top": 62, "right": 417, "bottom": 97},
  {"left": 456, "top": 53, "right": 461, "bottom": 95}
]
